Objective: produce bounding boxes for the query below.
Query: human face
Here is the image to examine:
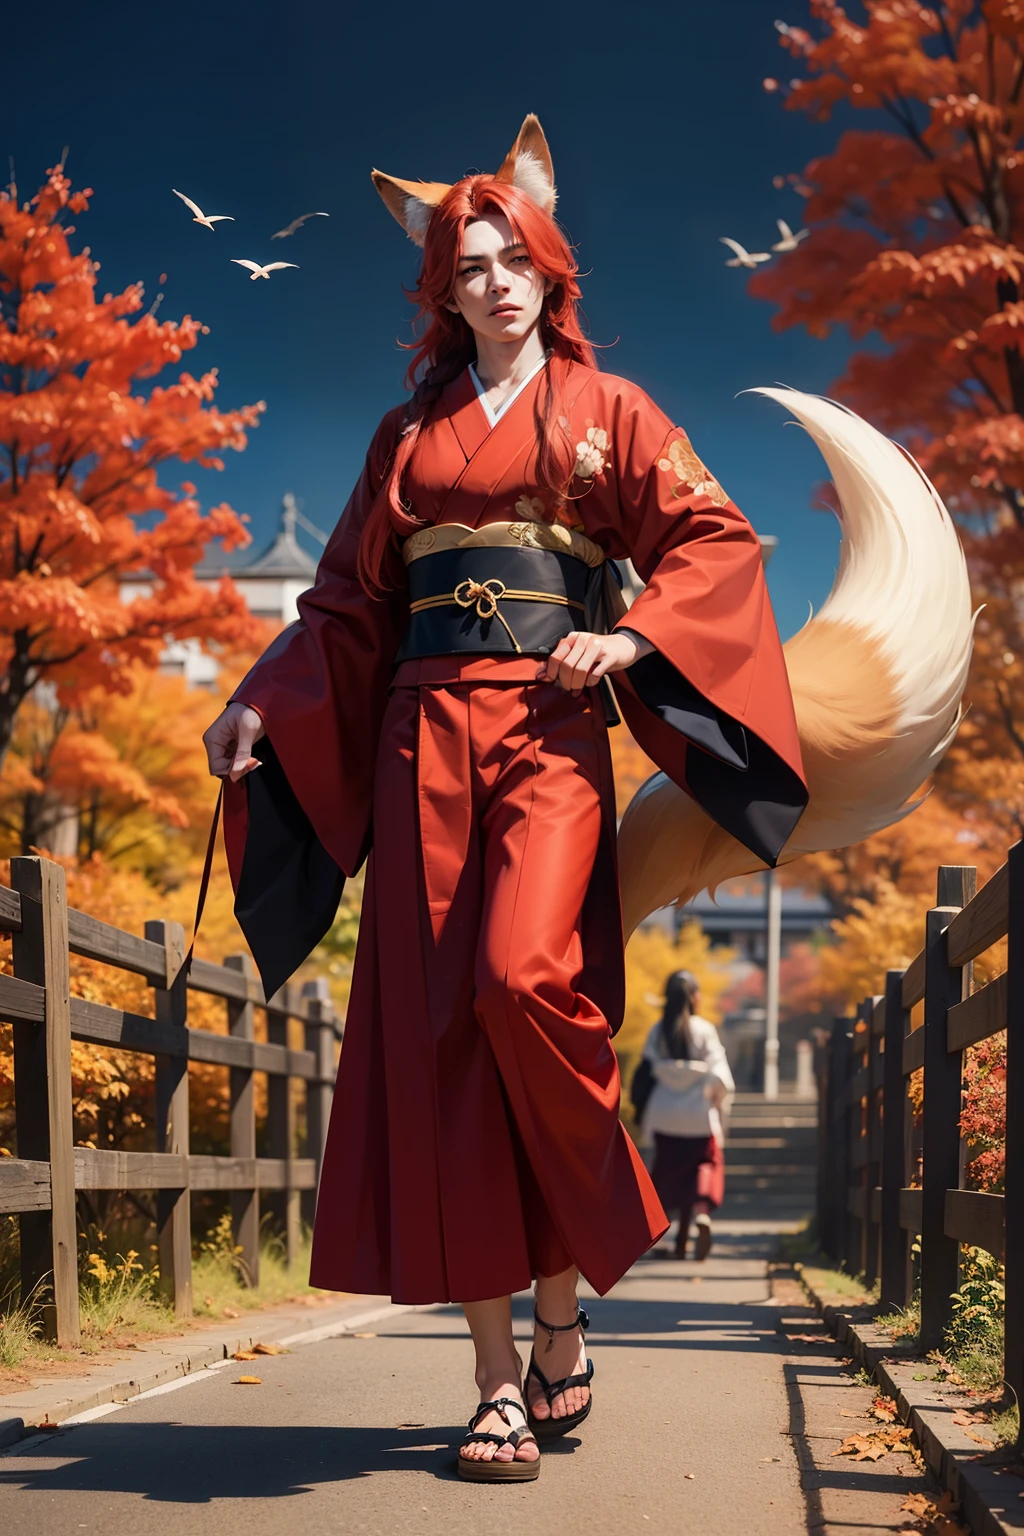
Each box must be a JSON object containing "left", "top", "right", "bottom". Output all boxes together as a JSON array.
[{"left": 448, "top": 213, "right": 551, "bottom": 346}]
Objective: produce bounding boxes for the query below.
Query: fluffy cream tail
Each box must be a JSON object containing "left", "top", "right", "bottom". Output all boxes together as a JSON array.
[{"left": 617, "top": 387, "right": 974, "bottom": 938}]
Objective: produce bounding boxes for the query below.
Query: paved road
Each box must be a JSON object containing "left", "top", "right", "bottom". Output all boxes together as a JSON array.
[{"left": 0, "top": 1232, "right": 819, "bottom": 1536}]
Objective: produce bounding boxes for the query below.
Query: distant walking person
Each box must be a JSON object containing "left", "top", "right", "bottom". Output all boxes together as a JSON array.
[{"left": 638, "top": 970, "right": 734, "bottom": 1261}]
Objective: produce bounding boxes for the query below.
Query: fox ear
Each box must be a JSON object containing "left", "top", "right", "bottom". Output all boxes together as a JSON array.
[
  {"left": 495, "top": 114, "right": 557, "bottom": 214},
  {"left": 371, "top": 171, "right": 452, "bottom": 246}
]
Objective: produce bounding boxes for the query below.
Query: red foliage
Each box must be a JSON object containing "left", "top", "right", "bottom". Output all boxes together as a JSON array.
[
  {"left": 962, "top": 1033, "right": 1007, "bottom": 1190},
  {"left": 0, "top": 164, "right": 265, "bottom": 765}
]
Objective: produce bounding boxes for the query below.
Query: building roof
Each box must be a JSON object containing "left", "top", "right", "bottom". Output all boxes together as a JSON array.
[
  {"left": 241, "top": 504, "right": 318, "bottom": 578},
  {"left": 191, "top": 494, "right": 320, "bottom": 580},
  {"left": 679, "top": 883, "right": 834, "bottom": 934}
]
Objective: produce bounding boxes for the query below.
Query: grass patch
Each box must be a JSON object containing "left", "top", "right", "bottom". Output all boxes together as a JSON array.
[
  {"left": 876, "top": 1297, "right": 921, "bottom": 1342},
  {"left": 0, "top": 1290, "right": 41, "bottom": 1368},
  {"left": 947, "top": 1341, "right": 1004, "bottom": 1393},
  {"left": 988, "top": 1403, "right": 1020, "bottom": 1446},
  {"left": 802, "top": 1263, "right": 878, "bottom": 1305},
  {"left": 0, "top": 1218, "right": 322, "bottom": 1373},
  {"left": 78, "top": 1249, "right": 172, "bottom": 1347},
  {"left": 191, "top": 1215, "right": 319, "bottom": 1318},
  {"left": 776, "top": 1222, "right": 820, "bottom": 1266}
]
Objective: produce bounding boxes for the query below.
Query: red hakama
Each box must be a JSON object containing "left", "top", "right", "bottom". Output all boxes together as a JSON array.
[{"left": 224, "top": 362, "right": 807, "bottom": 1302}]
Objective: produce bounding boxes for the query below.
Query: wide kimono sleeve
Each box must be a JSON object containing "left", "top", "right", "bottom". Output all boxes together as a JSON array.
[
  {"left": 595, "top": 383, "right": 808, "bottom": 866},
  {"left": 222, "top": 405, "right": 407, "bottom": 999}
]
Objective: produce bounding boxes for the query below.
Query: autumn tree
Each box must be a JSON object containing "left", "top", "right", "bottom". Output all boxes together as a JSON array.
[
  {"left": 0, "top": 664, "right": 238, "bottom": 874},
  {"left": 756, "top": 0, "right": 1024, "bottom": 843},
  {"left": 0, "top": 164, "right": 263, "bottom": 774}
]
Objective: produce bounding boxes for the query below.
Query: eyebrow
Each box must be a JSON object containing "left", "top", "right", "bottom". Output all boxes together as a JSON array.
[{"left": 457, "top": 242, "right": 528, "bottom": 265}]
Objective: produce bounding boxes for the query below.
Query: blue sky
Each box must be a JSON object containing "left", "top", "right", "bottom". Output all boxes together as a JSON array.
[{"left": 4, "top": 0, "right": 862, "bottom": 640}]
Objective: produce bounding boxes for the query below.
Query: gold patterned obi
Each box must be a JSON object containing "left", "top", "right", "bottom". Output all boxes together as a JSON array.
[{"left": 397, "top": 520, "right": 622, "bottom": 662}]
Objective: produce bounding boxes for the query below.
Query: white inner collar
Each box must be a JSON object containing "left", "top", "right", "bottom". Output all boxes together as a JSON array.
[{"left": 468, "top": 353, "right": 549, "bottom": 428}]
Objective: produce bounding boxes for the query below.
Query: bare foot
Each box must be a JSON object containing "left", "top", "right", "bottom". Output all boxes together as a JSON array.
[{"left": 459, "top": 1378, "right": 539, "bottom": 1465}]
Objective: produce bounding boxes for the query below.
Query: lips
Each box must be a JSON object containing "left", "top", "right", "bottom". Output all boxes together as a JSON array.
[{"left": 490, "top": 304, "right": 520, "bottom": 316}]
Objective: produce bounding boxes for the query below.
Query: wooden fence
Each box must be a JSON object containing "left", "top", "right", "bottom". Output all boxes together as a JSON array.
[
  {"left": 816, "top": 852, "right": 1021, "bottom": 1419},
  {"left": 0, "top": 854, "right": 341, "bottom": 1347}
]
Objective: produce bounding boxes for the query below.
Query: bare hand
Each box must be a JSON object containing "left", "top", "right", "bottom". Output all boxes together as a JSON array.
[
  {"left": 536, "top": 629, "right": 654, "bottom": 693},
  {"left": 203, "top": 702, "right": 266, "bottom": 782}
]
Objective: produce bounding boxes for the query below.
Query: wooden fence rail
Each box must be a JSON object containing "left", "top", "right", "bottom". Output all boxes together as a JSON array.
[
  {"left": 0, "top": 855, "right": 341, "bottom": 1346},
  {"left": 816, "top": 852, "right": 1022, "bottom": 1425}
]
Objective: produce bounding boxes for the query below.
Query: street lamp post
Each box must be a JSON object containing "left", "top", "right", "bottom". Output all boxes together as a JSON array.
[
  {"left": 759, "top": 532, "right": 781, "bottom": 1101},
  {"left": 764, "top": 868, "right": 782, "bottom": 1100}
]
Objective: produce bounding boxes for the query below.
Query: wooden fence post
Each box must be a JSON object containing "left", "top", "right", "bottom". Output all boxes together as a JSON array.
[
  {"left": 814, "top": 1027, "right": 831, "bottom": 1252},
  {"left": 880, "top": 967, "right": 910, "bottom": 1311},
  {"left": 848, "top": 1000, "right": 869, "bottom": 1276},
  {"left": 300, "top": 977, "right": 336, "bottom": 1232},
  {"left": 1004, "top": 841, "right": 1024, "bottom": 1440},
  {"left": 226, "top": 953, "right": 258, "bottom": 1286},
  {"left": 919, "top": 867, "right": 975, "bottom": 1351},
  {"left": 266, "top": 984, "right": 299, "bottom": 1266},
  {"left": 147, "top": 919, "right": 192, "bottom": 1317},
  {"left": 10, "top": 856, "right": 80, "bottom": 1346},
  {"left": 864, "top": 995, "right": 884, "bottom": 1288},
  {"left": 824, "top": 1017, "right": 853, "bottom": 1264}
]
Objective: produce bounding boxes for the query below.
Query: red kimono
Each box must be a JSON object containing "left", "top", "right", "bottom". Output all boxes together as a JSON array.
[{"left": 224, "top": 362, "right": 806, "bottom": 1303}]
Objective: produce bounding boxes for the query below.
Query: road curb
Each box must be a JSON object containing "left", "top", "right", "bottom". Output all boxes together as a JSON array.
[
  {"left": 794, "top": 1264, "right": 1023, "bottom": 1536},
  {"left": 0, "top": 1296, "right": 422, "bottom": 1445}
]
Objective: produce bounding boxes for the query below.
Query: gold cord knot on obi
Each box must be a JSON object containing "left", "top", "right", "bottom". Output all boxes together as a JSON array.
[
  {"left": 453, "top": 578, "right": 523, "bottom": 652},
  {"left": 407, "top": 571, "right": 586, "bottom": 655}
]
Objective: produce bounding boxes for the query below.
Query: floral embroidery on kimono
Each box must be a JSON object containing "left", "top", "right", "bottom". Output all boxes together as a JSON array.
[
  {"left": 574, "top": 423, "right": 609, "bottom": 481},
  {"left": 658, "top": 434, "right": 730, "bottom": 508}
]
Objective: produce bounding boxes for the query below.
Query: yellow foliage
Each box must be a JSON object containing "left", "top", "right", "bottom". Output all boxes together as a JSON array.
[
  {"left": 817, "top": 879, "right": 928, "bottom": 1009},
  {"left": 0, "top": 666, "right": 229, "bottom": 886},
  {"left": 617, "top": 920, "right": 735, "bottom": 1128},
  {"left": 608, "top": 724, "right": 658, "bottom": 817}
]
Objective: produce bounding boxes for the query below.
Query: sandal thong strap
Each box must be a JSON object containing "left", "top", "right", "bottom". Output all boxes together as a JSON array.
[
  {"left": 526, "top": 1350, "right": 595, "bottom": 1404},
  {"left": 462, "top": 1397, "right": 537, "bottom": 1452}
]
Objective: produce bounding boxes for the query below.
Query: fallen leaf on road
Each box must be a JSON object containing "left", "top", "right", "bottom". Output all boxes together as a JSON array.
[
  {"left": 871, "top": 1395, "right": 899, "bottom": 1422},
  {"left": 899, "top": 1489, "right": 968, "bottom": 1534},
  {"left": 234, "top": 1375, "right": 262, "bottom": 1385},
  {"left": 232, "top": 1351, "right": 259, "bottom": 1361},
  {"left": 839, "top": 1409, "right": 866, "bottom": 1418},
  {"left": 223, "top": 1308, "right": 241, "bottom": 1318},
  {"left": 684, "top": 1473, "right": 695, "bottom": 1479},
  {"left": 760, "top": 1456, "right": 782, "bottom": 1462},
  {"left": 834, "top": 1434, "right": 888, "bottom": 1461},
  {"left": 352, "top": 1331, "right": 377, "bottom": 1339},
  {"left": 397, "top": 1422, "right": 425, "bottom": 1429},
  {"left": 833, "top": 1424, "right": 913, "bottom": 1462},
  {"left": 252, "top": 1342, "right": 286, "bottom": 1355},
  {"left": 787, "top": 1333, "right": 827, "bottom": 1343}
]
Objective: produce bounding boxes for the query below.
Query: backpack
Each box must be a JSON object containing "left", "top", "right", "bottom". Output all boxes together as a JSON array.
[{"left": 629, "top": 1056, "right": 656, "bottom": 1123}]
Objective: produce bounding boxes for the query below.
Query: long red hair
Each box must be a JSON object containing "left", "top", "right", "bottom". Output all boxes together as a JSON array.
[{"left": 357, "top": 176, "right": 597, "bottom": 594}]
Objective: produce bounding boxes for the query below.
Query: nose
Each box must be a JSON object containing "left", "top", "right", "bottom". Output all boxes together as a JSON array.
[{"left": 488, "top": 262, "right": 511, "bottom": 293}]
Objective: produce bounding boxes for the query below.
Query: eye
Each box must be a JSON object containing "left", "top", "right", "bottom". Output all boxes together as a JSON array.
[
  {"left": 510, "top": 255, "right": 530, "bottom": 266},
  {"left": 459, "top": 264, "right": 483, "bottom": 277}
]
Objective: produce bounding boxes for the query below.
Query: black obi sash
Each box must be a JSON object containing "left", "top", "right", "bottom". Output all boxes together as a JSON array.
[{"left": 396, "top": 545, "right": 607, "bottom": 661}]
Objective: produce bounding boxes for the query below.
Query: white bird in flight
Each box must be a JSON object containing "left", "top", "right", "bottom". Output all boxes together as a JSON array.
[
  {"left": 172, "top": 189, "right": 234, "bottom": 230},
  {"left": 231, "top": 259, "right": 300, "bottom": 281},
  {"left": 271, "top": 211, "right": 329, "bottom": 240},
  {"left": 772, "top": 218, "right": 809, "bottom": 252},
  {"left": 720, "top": 237, "right": 771, "bottom": 269}
]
